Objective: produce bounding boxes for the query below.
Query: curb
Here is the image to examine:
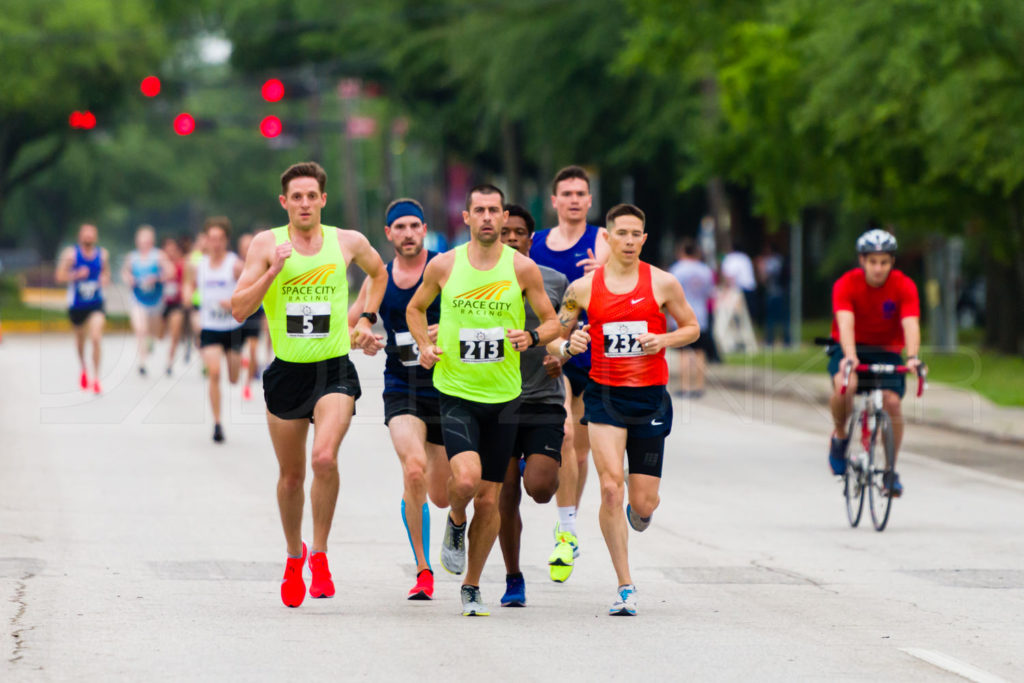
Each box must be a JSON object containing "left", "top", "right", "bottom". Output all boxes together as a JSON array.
[{"left": 709, "top": 369, "right": 1024, "bottom": 447}]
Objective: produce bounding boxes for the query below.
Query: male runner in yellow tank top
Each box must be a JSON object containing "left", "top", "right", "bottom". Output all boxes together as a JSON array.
[
  {"left": 231, "top": 162, "right": 388, "bottom": 608},
  {"left": 407, "top": 184, "right": 561, "bottom": 616}
]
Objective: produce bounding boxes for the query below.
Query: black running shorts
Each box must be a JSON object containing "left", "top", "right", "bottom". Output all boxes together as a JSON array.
[
  {"left": 200, "top": 328, "right": 244, "bottom": 352},
  {"left": 263, "top": 354, "right": 361, "bottom": 421},
  {"left": 562, "top": 362, "right": 589, "bottom": 399},
  {"left": 439, "top": 393, "right": 520, "bottom": 483},
  {"left": 383, "top": 390, "right": 444, "bottom": 445},
  {"left": 516, "top": 402, "right": 566, "bottom": 463},
  {"left": 583, "top": 381, "right": 672, "bottom": 478},
  {"left": 68, "top": 304, "right": 104, "bottom": 327}
]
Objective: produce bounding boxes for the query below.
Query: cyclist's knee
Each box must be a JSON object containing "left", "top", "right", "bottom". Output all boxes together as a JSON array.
[{"left": 882, "top": 392, "right": 902, "bottom": 415}]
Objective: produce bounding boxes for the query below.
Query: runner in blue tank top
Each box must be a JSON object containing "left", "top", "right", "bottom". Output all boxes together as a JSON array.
[
  {"left": 527, "top": 165, "right": 609, "bottom": 561},
  {"left": 122, "top": 225, "right": 172, "bottom": 376},
  {"left": 349, "top": 197, "right": 450, "bottom": 601},
  {"left": 55, "top": 223, "right": 110, "bottom": 394}
]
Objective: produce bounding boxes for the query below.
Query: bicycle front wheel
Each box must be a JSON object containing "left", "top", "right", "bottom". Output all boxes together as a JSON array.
[
  {"left": 843, "top": 414, "right": 864, "bottom": 527},
  {"left": 868, "top": 410, "right": 895, "bottom": 531}
]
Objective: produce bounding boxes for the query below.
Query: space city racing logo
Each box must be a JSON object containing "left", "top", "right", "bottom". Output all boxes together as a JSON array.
[
  {"left": 280, "top": 264, "right": 338, "bottom": 300},
  {"left": 452, "top": 280, "right": 514, "bottom": 314}
]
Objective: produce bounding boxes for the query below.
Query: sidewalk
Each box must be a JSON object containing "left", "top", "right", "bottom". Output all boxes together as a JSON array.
[{"left": 707, "top": 361, "right": 1024, "bottom": 446}]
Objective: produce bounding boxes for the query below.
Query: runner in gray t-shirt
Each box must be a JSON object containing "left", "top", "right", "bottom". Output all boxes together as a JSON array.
[
  {"left": 668, "top": 238, "right": 716, "bottom": 398},
  {"left": 496, "top": 205, "right": 571, "bottom": 607}
]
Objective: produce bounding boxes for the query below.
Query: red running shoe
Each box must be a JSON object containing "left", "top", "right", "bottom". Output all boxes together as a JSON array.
[
  {"left": 408, "top": 569, "right": 434, "bottom": 600},
  {"left": 281, "top": 542, "right": 308, "bottom": 608},
  {"left": 92, "top": 380, "right": 102, "bottom": 395},
  {"left": 80, "top": 370, "right": 89, "bottom": 390},
  {"left": 242, "top": 384, "right": 252, "bottom": 401},
  {"left": 308, "top": 551, "right": 335, "bottom": 598}
]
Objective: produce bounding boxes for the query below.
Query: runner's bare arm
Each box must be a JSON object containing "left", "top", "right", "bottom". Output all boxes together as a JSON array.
[
  {"left": 574, "top": 228, "right": 611, "bottom": 274},
  {"left": 342, "top": 231, "right": 387, "bottom": 345},
  {"left": 100, "top": 249, "right": 111, "bottom": 285},
  {"left": 182, "top": 261, "right": 196, "bottom": 307},
  {"left": 120, "top": 254, "right": 134, "bottom": 288},
  {"left": 510, "top": 254, "right": 561, "bottom": 349},
  {"left": 231, "top": 231, "right": 283, "bottom": 322},
  {"left": 347, "top": 276, "right": 370, "bottom": 328},
  {"left": 650, "top": 269, "right": 700, "bottom": 352},
  {"left": 406, "top": 254, "right": 450, "bottom": 368},
  {"left": 545, "top": 276, "right": 591, "bottom": 358},
  {"left": 54, "top": 247, "right": 76, "bottom": 284}
]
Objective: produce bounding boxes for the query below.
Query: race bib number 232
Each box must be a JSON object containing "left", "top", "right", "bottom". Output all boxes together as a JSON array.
[{"left": 603, "top": 320, "right": 647, "bottom": 357}]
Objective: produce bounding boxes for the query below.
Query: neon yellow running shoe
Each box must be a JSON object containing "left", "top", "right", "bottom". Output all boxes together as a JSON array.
[{"left": 548, "top": 527, "right": 579, "bottom": 583}]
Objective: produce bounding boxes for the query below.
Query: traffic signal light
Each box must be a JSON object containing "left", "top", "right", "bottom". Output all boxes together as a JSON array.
[
  {"left": 262, "top": 79, "right": 285, "bottom": 103},
  {"left": 260, "top": 116, "right": 282, "bottom": 138},
  {"left": 173, "top": 113, "right": 196, "bottom": 136},
  {"left": 69, "top": 111, "right": 96, "bottom": 130},
  {"left": 140, "top": 76, "right": 161, "bottom": 97}
]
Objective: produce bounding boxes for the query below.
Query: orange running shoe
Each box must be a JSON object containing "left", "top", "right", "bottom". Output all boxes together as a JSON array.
[
  {"left": 80, "top": 370, "right": 89, "bottom": 390},
  {"left": 408, "top": 569, "right": 434, "bottom": 601},
  {"left": 281, "top": 542, "right": 308, "bottom": 608},
  {"left": 308, "top": 551, "right": 335, "bottom": 599}
]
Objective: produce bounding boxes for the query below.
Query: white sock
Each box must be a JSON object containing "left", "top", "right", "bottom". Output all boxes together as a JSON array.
[{"left": 558, "top": 506, "right": 577, "bottom": 535}]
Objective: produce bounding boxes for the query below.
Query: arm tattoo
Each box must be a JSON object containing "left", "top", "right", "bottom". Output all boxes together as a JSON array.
[{"left": 558, "top": 284, "right": 578, "bottom": 329}]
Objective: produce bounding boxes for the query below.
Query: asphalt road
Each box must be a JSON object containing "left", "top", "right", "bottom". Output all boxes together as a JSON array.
[{"left": 2, "top": 334, "right": 1022, "bottom": 681}]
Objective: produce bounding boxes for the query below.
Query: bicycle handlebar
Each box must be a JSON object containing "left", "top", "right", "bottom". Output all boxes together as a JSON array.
[{"left": 839, "top": 359, "right": 927, "bottom": 398}]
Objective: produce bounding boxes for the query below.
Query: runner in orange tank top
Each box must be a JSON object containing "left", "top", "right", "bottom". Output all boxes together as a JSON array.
[{"left": 547, "top": 203, "right": 700, "bottom": 616}]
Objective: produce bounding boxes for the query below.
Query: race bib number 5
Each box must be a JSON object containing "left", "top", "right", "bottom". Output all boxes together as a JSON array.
[
  {"left": 394, "top": 331, "right": 420, "bottom": 367},
  {"left": 459, "top": 327, "right": 505, "bottom": 363},
  {"left": 286, "top": 302, "right": 331, "bottom": 338},
  {"left": 603, "top": 320, "right": 647, "bottom": 357}
]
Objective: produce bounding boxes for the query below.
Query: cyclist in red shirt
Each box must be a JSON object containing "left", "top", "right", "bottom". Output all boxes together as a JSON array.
[
  {"left": 550, "top": 203, "right": 700, "bottom": 616},
  {"left": 827, "top": 229, "right": 923, "bottom": 496}
]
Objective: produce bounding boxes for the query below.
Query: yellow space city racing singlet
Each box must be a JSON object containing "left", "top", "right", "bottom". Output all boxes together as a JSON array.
[
  {"left": 262, "top": 225, "right": 350, "bottom": 363},
  {"left": 434, "top": 243, "right": 525, "bottom": 403}
]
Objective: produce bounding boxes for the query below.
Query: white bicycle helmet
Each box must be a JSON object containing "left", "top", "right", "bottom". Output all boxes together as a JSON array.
[{"left": 856, "top": 228, "right": 897, "bottom": 254}]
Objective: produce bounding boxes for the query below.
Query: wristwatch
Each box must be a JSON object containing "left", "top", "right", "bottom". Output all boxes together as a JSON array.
[
  {"left": 359, "top": 312, "right": 378, "bottom": 324},
  {"left": 527, "top": 329, "right": 540, "bottom": 348}
]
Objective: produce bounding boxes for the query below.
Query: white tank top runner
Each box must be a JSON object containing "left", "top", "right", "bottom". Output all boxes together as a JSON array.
[{"left": 199, "top": 253, "right": 242, "bottom": 331}]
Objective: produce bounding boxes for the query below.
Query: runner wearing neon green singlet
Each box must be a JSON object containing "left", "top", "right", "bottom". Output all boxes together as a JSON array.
[
  {"left": 262, "top": 224, "right": 350, "bottom": 362},
  {"left": 231, "top": 161, "right": 388, "bottom": 608},
  {"left": 407, "top": 184, "right": 561, "bottom": 616},
  {"left": 433, "top": 243, "right": 524, "bottom": 403}
]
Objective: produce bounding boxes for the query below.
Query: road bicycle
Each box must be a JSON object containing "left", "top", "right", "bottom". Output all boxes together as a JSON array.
[{"left": 836, "top": 356, "right": 926, "bottom": 531}]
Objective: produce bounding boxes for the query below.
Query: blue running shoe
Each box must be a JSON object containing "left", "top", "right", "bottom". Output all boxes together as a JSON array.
[
  {"left": 828, "top": 434, "right": 849, "bottom": 475},
  {"left": 609, "top": 584, "right": 637, "bottom": 616},
  {"left": 501, "top": 573, "right": 526, "bottom": 607},
  {"left": 626, "top": 504, "right": 651, "bottom": 532},
  {"left": 883, "top": 471, "right": 903, "bottom": 498}
]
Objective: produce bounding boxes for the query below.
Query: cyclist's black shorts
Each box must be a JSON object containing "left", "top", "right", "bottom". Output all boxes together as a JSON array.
[{"left": 827, "top": 347, "right": 905, "bottom": 399}]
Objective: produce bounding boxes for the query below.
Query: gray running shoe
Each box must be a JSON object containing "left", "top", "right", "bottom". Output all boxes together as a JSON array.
[
  {"left": 440, "top": 514, "right": 466, "bottom": 575},
  {"left": 461, "top": 585, "right": 490, "bottom": 616},
  {"left": 626, "top": 504, "right": 651, "bottom": 532},
  {"left": 609, "top": 584, "right": 637, "bottom": 616}
]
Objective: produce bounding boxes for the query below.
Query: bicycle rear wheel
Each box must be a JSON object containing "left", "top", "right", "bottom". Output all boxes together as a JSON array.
[
  {"left": 868, "top": 410, "right": 895, "bottom": 531},
  {"left": 843, "top": 414, "right": 864, "bottom": 527}
]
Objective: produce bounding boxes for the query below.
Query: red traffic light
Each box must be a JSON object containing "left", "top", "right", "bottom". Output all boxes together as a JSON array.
[
  {"left": 173, "top": 113, "right": 195, "bottom": 136},
  {"left": 260, "top": 115, "right": 282, "bottom": 138},
  {"left": 262, "top": 79, "right": 285, "bottom": 103},
  {"left": 140, "top": 76, "right": 161, "bottom": 97},
  {"left": 69, "top": 111, "right": 96, "bottom": 130}
]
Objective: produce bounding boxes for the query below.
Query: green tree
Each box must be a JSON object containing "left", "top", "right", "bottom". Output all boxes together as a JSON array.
[{"left": 0, "top": 0, "right": 170, "bottom": 238}]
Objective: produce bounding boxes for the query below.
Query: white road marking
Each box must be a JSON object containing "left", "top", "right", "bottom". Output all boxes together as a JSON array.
[{"left": 900, "top": 648, "right": 1009, "bottom": 683}]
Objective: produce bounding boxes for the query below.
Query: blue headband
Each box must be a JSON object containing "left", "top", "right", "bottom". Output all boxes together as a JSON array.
[{"left": 386, "top": 201, "right": 425, "bottom": 227}]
